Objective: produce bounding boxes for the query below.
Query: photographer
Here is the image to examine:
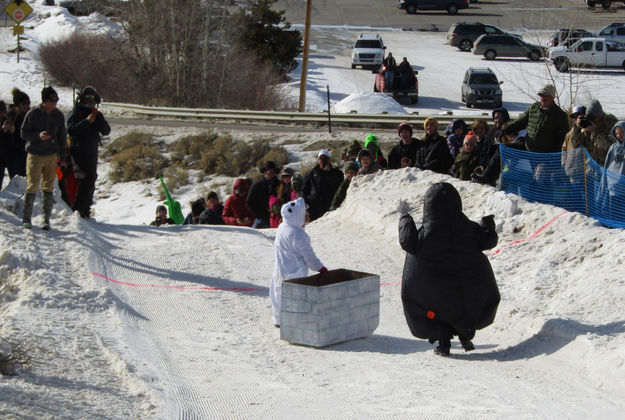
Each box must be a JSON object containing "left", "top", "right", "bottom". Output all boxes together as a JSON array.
[{"left": 569, "top": 99, "right": 617, "bottom": 166}]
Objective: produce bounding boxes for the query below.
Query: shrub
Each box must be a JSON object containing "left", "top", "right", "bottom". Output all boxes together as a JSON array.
[
  {"left": 0, "top": 336, "right": 30, "bottom": 376},
  {"left": 103, "top": 131, "right": 155, "bottom": 160},
  {"left": 163, "top": 164, "right": 189, "bottom": 192},
  {"left": 106, "top": 133, "right": 168, "bottom": 183},
  {"left": 39, "top": 32, "right": 140, "bottom": 103},
  {"left": 168, "top": 133, "right": 219, "bottom": 168}
]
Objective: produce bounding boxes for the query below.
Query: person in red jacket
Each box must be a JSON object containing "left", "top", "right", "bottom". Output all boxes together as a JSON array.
[{"left": 222, "top": 178, "right": 254, "bottom": 226}]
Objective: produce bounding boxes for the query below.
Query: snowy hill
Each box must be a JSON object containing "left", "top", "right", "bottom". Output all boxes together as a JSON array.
[{"left": 1, "top": 1, "right": 625, "bottom": 418}]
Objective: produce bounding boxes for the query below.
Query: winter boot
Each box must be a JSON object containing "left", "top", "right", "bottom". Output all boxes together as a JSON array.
[
  {"left": 42, "top": 192, "right": 54, "bottom": 231},
  {"left": 434, "top": 339, "right": 451, "bottom": 357},
  {"left": 459, "top": 336, "right": 475, "bottom": 352},
  {"left": 22, "top": 193, "right": 36, "bottom": 229}
]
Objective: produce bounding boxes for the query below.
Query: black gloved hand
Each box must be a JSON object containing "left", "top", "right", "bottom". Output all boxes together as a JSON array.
[{"left": 480, "top": 214, "right": 495, "bottom": 230}]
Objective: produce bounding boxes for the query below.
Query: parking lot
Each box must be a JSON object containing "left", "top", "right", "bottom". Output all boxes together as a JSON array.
[{"left": 274, "top": 0, "right": 625, "bottom": 32}]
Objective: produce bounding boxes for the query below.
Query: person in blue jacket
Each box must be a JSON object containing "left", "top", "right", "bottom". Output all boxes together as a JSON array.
[{"left": 67, "top": 86, "right": 110, "bottom": 219}]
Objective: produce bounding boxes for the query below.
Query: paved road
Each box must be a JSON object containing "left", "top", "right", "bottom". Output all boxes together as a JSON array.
[{"left": 273, "top": 0, "right": 625, "bottom": 32}]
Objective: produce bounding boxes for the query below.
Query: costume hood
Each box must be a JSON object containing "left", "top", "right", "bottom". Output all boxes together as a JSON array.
[{"left": 281, "top": 197, "right": 306, "bottom": 227}]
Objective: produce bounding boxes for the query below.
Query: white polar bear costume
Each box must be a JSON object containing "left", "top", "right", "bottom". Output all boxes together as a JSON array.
[{"left": 271, "top": 197, "right": 324, "bottom": 326}]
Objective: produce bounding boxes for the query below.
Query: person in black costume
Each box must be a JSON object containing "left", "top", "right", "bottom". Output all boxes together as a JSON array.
[
  {"left": 67, "top": 86, "right": 110, "bottom": 218},
  {"left": 398, "top": 182, "right": 500, "bottom": 356}
]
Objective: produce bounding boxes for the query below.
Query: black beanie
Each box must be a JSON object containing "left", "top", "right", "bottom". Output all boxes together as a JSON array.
[
  {"left": 41, "top": 86, "right": 58, "bottom": 103},
  {"left": 12, "top": 88, "right": 30, "bottom": 106}
]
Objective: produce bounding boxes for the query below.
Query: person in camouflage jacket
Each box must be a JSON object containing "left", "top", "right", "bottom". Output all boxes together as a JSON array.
[{"left": 567, "top": 99, "right": 618, "bottom": 166}]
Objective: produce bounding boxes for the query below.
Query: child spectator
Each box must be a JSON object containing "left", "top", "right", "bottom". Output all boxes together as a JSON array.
[
  {"left": 364, "top": 134, "right": 388, "bottom": 169},
  {"left": 291, "top": 173, "right": 303, "bottom": 200},
  {"left": 399, "top": 183, "right": 500, "bottom": 356},
  {"left": 271, "top": 197, "right": 327, "bottom": 326},
  {"left": 150, "top": 205, "right": 175, "bottom": 226},
  {"left": 199, "top": 191, "right": 225, "bottom": 225},
  {"left": 223, "top": 178, "right": 254, "bottom": 226},
  {"left": 184, "top": 198, "right": 206, "bottom": 225},
  {"left": 446, "top": 119, "right": 467, "bottom": 160},
  {"left": 452, "top": 132, "right": 481, "bottom": 181},
  {"left": 268, "top": 168, "right": 295, "bottom": 228},
  {"left": 330, "top": 161, "right": 359, "bottom": 211},
  {"left": 357, "top": 149, "right": 383, "bottom": 175}
]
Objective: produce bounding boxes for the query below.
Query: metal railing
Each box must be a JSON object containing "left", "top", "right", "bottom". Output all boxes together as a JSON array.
[{"left": 100, "top": 102, "right": 497, "bottom": 129}]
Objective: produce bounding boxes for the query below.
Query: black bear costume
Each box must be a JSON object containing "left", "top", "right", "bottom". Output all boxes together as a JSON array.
[{"left": 399, "top": 182, "right": 500, "bottom": 355}]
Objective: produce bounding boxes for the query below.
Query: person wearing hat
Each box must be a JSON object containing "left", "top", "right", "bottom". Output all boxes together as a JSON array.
[
  {"left": 302, "top": 150, "right": 344, "bottom": 221},
  {"left": 223, "top": 178, "right": 254, "bottom": 227},
  {"left": 7, "top": 88, "right": 31, "bottom": 179},
  {"left": 150, "top": 204, "right": 175, "bottom": 226},
  {"left": 561, "top": 105, "right": 588, "bottom": 181},
  {"left": 268, "top": 167, "right": 295, "bottom": 228},
  {"left": 414, "top": 117, "right": 453, "bottom": 174},
  {"left": 199, "top": 191, "right": 225, "bottom": 225},
  {"left": 330, "top": 161, "right": 359, "bottom": 211},
  {"left": 388, "top": 122, "right": 421, "bottom": 170},
  {"left": 67, "top": 86, "right": 110, "bottom": 219},
  {"left": 452, "top": 132, "right": 481, "bottom": 181},
  {"left": 567, "top": 99, "right": 618, "bottom": 166},
  {"left": 20, "top": 86, "right": 67, "bottom": 230},
  {"left": 502, "top": 83, "right": 569, "bottom": 153},
  {"left": 444, "top": 119, "right": 467, "bottom": 162},
  {"left": 597, "top": 120, "right": 625, "bottom": 218},
  {"left": 246, "top": 161, "right": 280, "bottom": 229},
  {"left": 363, "top": 133, "right": 388, "bottom": 169},
  {"left": 346, "top": 139, "right": 362, "bottom": 161}
]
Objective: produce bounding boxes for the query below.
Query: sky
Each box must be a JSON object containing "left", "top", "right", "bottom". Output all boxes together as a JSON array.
[{"left": 1, "top": 2, "right": 625, "bottom": 418}]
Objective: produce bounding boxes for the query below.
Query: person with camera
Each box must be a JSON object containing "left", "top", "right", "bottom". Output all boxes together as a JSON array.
[
  {"left": 67, "top": 86, "right": 111, "bottom": 219},
  {"left": 567, "top": 99, "right": 618, "bottom": 166},
  {"left": 502, "top": 84, "right": 569, "bottom": 154}
]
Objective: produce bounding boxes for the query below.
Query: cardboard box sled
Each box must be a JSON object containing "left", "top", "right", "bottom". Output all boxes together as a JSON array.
[{"left": 280, "top": 269, "right": 380, "bottom": 347}]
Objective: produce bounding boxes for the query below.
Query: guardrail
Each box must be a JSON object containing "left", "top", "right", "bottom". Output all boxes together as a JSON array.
[{"left": 101, "top": 102, "right": 497, "bottom": 129}]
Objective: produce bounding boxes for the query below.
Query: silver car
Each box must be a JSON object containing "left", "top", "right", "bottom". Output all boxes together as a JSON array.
[{"left": 472, "top": 34, "right": 547, "bottom": 61}]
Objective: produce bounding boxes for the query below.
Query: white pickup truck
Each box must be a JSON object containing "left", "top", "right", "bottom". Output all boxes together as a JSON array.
[{"left": 548, "top": 37, "right": 625, "bottom": 72}]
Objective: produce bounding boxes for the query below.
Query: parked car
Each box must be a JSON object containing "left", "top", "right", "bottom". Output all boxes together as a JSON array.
[
  {"left": 58, "top": 0, "right": 119, "bottom": 16},
  {"left": 549, "top": 29, "right": 595, "bottom": 47},
  {"left": 597, "top": 23, "right": 625, "bottom": 43},
  {"left": 548, "top": 37, "right": 625, "bottom": 72},
  {"left": 587, "top": 0, "right": 625, "bottom": 8},
  {"left": 447, "top": 22, "right": 521, "bottom": 52},
  {"left": 351, "top": 33, "right": 386, "bottom": 70},
  {"left": 397, "top": 0, "right": 469, "bottom": 15},
  {"left": 373, "top": 64, "right": 419, "bottom": 104},
  {"left": 461, "top": 67, "right": 503, "bottom": 108},
  {"left": 472, "top": 34, "right": 548, "bottom": 61}
]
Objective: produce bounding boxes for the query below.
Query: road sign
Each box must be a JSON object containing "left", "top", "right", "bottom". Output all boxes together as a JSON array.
[
  {"left": 13, "top": 25, "right": 24, "bottom": 35},
  {"left": 4, "top": 0, "right": 33, "bottom": 24}
]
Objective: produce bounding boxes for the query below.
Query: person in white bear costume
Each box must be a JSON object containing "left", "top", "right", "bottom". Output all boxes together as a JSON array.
[{"left": 271, "top": 197, "right": 327, "bottom": 326}]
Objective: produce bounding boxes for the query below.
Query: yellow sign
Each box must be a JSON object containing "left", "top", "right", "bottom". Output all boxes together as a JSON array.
[
  {"left": 13, "top": 24, "right": 24, "bottom": 35},
  {"left": 4, "top": 0, "right": 33, "bottom": 24}
]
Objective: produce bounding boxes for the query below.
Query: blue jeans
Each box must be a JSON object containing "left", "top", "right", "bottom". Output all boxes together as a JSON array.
[
  {"left": 252, "top": 218, "right": 270, "bottom": 229},
  {"left": 400, "top": 73, "right": 409, "bottom": 91},
  {"left": 385, "top": 70, "right": 394, "bottom": 90}
]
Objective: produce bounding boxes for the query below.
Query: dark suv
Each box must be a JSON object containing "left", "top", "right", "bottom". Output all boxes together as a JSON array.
[
  {"left": 447, "top": 22, "right": 520, "bottom": 52},
  {"left": 549, "top": 29, "right": 594, "bottom": 47},
  {"left": 461, "top": 67, "right": 503, "bottom": 108},
  {"left": 398, "top": 0, "right": 469, "bottom": 15}
]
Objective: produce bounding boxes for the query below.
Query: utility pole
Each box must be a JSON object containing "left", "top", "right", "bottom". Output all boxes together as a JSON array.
[{"left": 298, "top": 0, "right": 312, "bottom": 112}]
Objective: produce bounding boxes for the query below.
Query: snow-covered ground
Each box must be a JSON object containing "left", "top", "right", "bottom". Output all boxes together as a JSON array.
[{"left": 1, "top": 2, "right": 625, "bottom": 418}]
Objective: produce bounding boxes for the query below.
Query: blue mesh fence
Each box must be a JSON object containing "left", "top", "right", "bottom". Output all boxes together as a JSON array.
[{"left": 499, "top": 144, "right": 625, "bottom": 228}]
